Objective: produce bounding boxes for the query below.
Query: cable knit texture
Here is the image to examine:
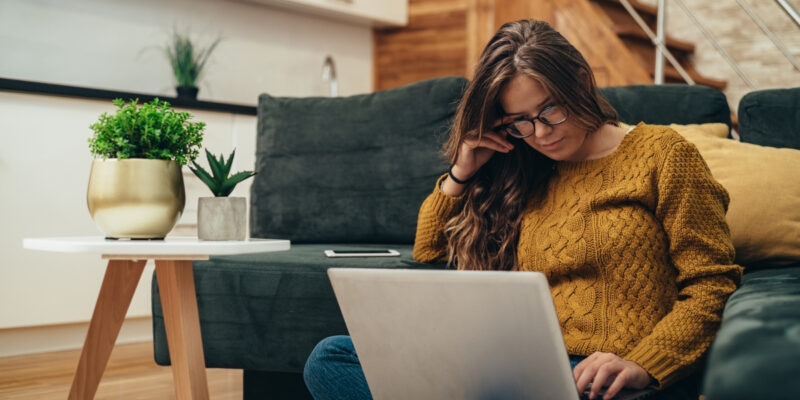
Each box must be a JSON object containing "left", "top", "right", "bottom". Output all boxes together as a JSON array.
[{"left": 412, "top": 123, "right": 743, "bottom": 388}]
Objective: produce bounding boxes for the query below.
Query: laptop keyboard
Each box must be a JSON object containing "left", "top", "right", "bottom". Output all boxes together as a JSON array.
[
  {"left": 580, "top": 390, "right": 604, "bottom": 400},
  {"left": 580, "top": 383, "right": 609, "bottom": 399}
]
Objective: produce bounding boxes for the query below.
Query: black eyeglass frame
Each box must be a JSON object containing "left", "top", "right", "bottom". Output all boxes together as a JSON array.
[{"left": 496, "top": 105, "right": 569, "bottom": 139}]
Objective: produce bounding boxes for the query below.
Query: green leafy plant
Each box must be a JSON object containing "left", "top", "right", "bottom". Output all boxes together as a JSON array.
[
  {"left": 165, "top": 30, "right": 221, "bottom": 87},
  {"left": 88, "top": 98, "right": 205, "bottom": 166},
  {"left": 190, "top": 149, "right": 256, "bottom": 197}
]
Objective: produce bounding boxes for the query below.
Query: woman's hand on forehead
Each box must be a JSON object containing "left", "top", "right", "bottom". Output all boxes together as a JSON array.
[{"left": 491, "top": 118, "right": 507, "bottom": 131}]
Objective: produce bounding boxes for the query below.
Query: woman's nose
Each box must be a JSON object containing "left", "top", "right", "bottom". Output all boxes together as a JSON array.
[{"left": 533, "top": 121, "right": 553, "bottom": 138}]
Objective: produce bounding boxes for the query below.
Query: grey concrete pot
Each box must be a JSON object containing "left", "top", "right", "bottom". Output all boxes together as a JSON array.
[{"left": 197, "top": 197, "right": 246, "bottom": 241}]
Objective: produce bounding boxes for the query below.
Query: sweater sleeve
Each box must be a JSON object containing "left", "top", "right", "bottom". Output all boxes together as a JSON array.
[
  {"left": 412, "top": 174, "right": 466, "bottom": 264},
  {"left": 623, "top": 140, "right": 743, "bottom": 388}
]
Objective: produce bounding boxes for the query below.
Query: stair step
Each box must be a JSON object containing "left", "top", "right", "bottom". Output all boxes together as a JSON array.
[
  {"left": 593, "top": 0, "right": 727, "bottom": 92},
  {"left": 612, "top": 25, "right": 695, "bottom": 54},
  {"left": 594, "top": 0, "right": 658, "bottom": 20},
  {"left": 652, "top": 66, "right": 727, "bottom": 90}
]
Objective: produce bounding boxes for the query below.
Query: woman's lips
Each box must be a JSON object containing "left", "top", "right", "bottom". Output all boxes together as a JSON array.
[{"left": 540, "top": 137, "right": 564, "bottom": 150}]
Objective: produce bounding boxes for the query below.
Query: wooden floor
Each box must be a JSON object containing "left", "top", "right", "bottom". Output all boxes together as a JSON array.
[{"left": 0, "top": 341, "right": 242, "bottom": 399}]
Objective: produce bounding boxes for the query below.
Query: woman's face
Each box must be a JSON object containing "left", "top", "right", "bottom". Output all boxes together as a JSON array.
[{"left": 498, "top": 73, "right": 591, "bottom": 162}]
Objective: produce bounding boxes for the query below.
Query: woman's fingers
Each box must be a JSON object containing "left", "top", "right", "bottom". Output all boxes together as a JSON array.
[
  {"left": 574, "top": 352, "right": 617, "bottom": 396},
  {"left": 490, "top": 117, "right": 507, "bottom": 132},
  {"left": 573, "top": 351, "right": 599, "bottom": 383},
  {"left": 482, "top": 130, "right": 514, "bottom": 149},
  {"left": 602, "top": 370, "right": 631, "bottom": 400},
  {"left": 589, "top": 363, "right": 621, "bottom": 399},
  {"left": 464, "top": 132, "right": 513, "bottom": 153},
  {"left": 469, "top": 138, "right": 512, "bottom": 154},
  {"left": 575, "top": 360, "right": 601, "bottom": 395},
  {"left": 573, "top": 352, "right": 652, "bottom": 399},
  {"left": 451, "top": 126, "right": 514, "bottom": 180},
  {"left": 573, "top": 358, "right": 586, "bottom": 381},
  {"left": 572, "top": 363, "right": 584, "bottom": 381}
]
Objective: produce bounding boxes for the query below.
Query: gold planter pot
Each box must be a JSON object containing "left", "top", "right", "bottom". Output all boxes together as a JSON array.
[{"left": 87, "top": 159, "right": 185, "bottom": 239}]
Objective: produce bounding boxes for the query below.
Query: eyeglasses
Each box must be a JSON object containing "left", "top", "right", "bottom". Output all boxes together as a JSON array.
[{"left": 496, "top": 105, "right": 569, "bottom": 139}]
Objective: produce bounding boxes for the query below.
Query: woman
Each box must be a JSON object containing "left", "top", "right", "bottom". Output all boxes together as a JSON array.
[{"left": 304, "top": 19, "right": 742, "bottom": 400}]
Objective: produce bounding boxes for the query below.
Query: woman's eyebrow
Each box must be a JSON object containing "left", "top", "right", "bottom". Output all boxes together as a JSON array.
[{"left": 505, "top": 97, "right": 552, "bottom": 116}]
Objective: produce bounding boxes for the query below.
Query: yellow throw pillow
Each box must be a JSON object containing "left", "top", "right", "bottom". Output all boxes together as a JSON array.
[
  {"left": 668, "top": 123, "right": 800, "bottom": 267},
  {"left": 620, "top": 122, "right": 729, "bottom": 138},
  {"left": 669, "top": 122, "right": 730, "bottom": 138}
]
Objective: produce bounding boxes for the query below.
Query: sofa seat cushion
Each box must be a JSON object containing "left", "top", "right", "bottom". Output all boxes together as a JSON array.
[
  {"left": 152, "top": 244, "right": 446, "bottom": 372},
  {"left": 702, "top": 265, "right": 800, "bottom": 399}
]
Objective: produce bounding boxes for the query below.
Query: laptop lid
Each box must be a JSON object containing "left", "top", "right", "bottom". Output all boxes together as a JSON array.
[{"left": 328, "top": 268, "right": 581, "bottom": 400}]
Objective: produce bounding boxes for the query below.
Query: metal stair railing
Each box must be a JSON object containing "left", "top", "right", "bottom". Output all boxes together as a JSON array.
[
  {"left": 617, "top": 0, "right": 800, "bottom": 89},
  {"left": 777, "top": 0, "right": 800, "bottom": 28},
  {"left": 672, "top": 0, "right": 757, "bottom": 89},
  {"left": 654, "top": 0, "right": 667, "bottom": 84},
  {"left": 737, "top": 0, "right": 800, "bottom": 73},
  {"left": 618, "top": 0, "right": 695, "bottom": 84}
]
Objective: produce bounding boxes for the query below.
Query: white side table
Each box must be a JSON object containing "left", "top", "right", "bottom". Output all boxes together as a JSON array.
[{"left": 23, "top": 236, "right": 291, "bottom": 400}]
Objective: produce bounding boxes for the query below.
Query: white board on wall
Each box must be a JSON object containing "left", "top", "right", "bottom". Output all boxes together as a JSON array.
[{"left": 0, "top": 0, "right": 373, "bottom": 104}]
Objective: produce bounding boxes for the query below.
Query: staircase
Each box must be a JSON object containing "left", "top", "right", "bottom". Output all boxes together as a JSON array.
[
  {"left": 590, "top": 0, "right": 727, "bottom": 90},
  {"left": 372, "top": 0, "right": 730, "bottom": 93}
]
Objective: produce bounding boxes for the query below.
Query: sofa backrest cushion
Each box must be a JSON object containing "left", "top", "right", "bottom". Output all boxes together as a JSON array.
[
  {"left": 600, "top": 84, "right": 732, "bottom": 130},
  {"left": 738, "top": 88, "right": 800, "bottom": 150},
  {"left": 252, "top": 76, "right": 468, "bottom": 243}
]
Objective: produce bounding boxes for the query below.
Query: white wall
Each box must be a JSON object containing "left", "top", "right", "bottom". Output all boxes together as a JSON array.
[
  {"left": 0, "top": 0, "right": 373, "bottom": 350},
  {"left": 0, "top": 0, "right": 373, "bottom": 102},
  {"left": 0, "top": 93, "right": 257, "bottom": 328}
]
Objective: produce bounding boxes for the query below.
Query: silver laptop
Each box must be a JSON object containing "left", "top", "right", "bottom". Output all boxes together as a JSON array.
[{"left": 328, "top": 268, "right": 655, "bottom": 400}]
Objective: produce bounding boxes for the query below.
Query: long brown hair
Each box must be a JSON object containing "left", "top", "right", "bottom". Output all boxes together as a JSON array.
[{"left": 443, "top": 19, "right": 618, "bottom": 271}]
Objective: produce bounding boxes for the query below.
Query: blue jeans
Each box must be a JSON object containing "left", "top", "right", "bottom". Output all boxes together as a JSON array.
[{"left": 303, "top": 335, "right": 696, "bottom": 400}]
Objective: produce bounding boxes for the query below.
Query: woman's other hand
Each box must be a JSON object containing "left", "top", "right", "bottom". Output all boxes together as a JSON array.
[
  {"left": 454, "top": 123, "right": 514, "bottom": 178},
  {"left": 442, "top": 122, "right": 514, "bottom": 196},
  {"left": 573, "top": 352, "right": 652, "bottom": 400}
]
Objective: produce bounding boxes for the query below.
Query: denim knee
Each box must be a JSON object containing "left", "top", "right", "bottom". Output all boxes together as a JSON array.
[
  {"left": 304, "top": 335, "right": 372, "bottom": 400},
  {"left": 304, "top": 336, "right": 355, "bottom": 395},
  {"left": 306, "top": 335, "right": 353, "bottom": 368}
]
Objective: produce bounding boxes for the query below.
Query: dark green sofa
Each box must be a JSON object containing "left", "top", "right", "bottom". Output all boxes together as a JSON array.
[
  {"left": 699, "top": 88, "right": 800, "bottom": 400},
  {"left": 152, "top": 78, "right": 800, "bottom": 399}
]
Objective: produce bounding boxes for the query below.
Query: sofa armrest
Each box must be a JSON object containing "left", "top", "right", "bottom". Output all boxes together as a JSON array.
[{"left": 702, "top": 265, "right": 800, "bottom": 400}]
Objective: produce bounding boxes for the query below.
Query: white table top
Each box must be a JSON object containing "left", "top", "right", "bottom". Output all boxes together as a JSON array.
[{"left": 23, "top": 236, "right": 290, "bottom": 256}]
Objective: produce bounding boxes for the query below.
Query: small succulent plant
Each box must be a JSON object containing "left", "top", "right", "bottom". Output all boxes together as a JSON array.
[{"left": 189, "top": 149, "right": 256, "bottom": 197}]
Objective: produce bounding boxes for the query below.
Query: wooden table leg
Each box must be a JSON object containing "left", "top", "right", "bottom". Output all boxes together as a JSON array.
[
  {"left": 68, "top": 259, "right": 146, "bottom": 400},
  {"left": 155, "top": 260, "right": 209, "bottom": 400}
]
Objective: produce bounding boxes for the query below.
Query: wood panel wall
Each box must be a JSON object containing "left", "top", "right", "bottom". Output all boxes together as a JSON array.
[
  {"left": 373, "top": 0, "right": 469, "bottom": 91},
  {"left": 373, "top": 0, "right": 653, "bottom": 91}
]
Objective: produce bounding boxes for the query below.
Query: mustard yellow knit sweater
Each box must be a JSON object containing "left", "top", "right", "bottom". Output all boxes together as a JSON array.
[{"left": 412, "top": 123, "right": 743, "bottom": 388}]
